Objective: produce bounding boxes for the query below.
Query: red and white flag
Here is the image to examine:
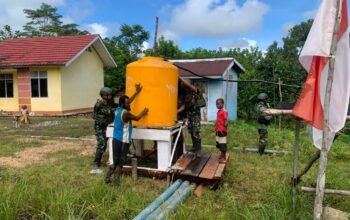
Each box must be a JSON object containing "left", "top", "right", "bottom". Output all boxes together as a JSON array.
[{"left": 292, "top": 0, "right": 350, "bottom": 149}]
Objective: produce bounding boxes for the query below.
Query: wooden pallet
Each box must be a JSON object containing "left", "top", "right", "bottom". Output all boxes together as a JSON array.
[
  {"left": 120, "top": 152, "right": 229, "bottom": 185},
  {"left": 170, "top": 152, "right": 229, "bottom": 181}
]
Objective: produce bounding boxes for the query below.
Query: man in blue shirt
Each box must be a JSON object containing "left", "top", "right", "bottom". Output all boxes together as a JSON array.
[{"left": 105, "top": 94, "right": 148, "bottom": 185}]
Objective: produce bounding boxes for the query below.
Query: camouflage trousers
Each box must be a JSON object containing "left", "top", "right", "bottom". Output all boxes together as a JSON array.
[
  {"left": 94, "top": 124, "right": 108, "bottom": 167},
  {"left": 188, "top": 114, "right": 201, "bottom": 153},
  {"left": 258, "top": 129, "right": 268, "bottom": 155}
]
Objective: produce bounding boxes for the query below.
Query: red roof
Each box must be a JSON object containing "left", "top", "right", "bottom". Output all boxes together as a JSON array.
[
  {"left": 0, "top": 34, "right": 99, "bottom": 67},
  {"left": 172, "top": 59, "right": 235, "bottom": 77}
]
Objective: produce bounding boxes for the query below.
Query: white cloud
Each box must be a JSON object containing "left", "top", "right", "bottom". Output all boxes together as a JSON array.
[
  {"left": 81, "top": 22, "right": 120, "bottom": 38},
  {"left": 158, "top": 29, "right": 181, "bottom": 45},
  {"left": 282, "top": 22, "right": 295, "bottom": 36},
  {"left": 84, "top": 23, "right": 108, "bottom": 38},
  {"left": 61, "top": 16, "right": 75, "bottom": 24},
  {"left": 0, "top": 0, "right": 96, "bottom": 34},
  {"left": 62, "top": 0, "right": 94, "bottom": 23},
  {"left": 103, "top": 23, "right": 121, "bottom": 38},
  {"left": 142, "top": 41, "right": 150, "bottom": 50},
  {"left": 0, "top": 0, "right": 107, "bottom": 37},
  {"left": 303, "top": 9, "right": 317, "bottom": 19},
  {"left": 165, "top": 0, "right": 269, "bottom": 37},
  {"left": 0, "top": 0, "right": 65, "bottom": 30},
  {"left": 219, "top": 38, "right": 257, "bottom": 49},
  {"left": 303, "top": 0, "right": 321, "bottom": 19}
]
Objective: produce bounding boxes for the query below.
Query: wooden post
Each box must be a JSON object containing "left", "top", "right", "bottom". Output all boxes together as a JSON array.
[
  {"left": 132, "top": 158, "right": 138, "bottom": 180},
  {"left": 134, "top": 140, "right": 144, "bottom": 157},
  {"left": 292, "top": 118, "right": 301, "bottom": 219},
  {"left": 314, "top": 0, "right": 343, "bottom": 219},
  {"left": 166, "top": 173, "right": 171, "bottom": 187},
  {"left": 278, "top": 78, "right": 282, "bottom": 130},
  {"left": 296, "top": 150, "right": 320, "bottom": 185}
]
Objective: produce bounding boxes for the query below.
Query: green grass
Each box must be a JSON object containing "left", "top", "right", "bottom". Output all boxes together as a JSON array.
[
  {"left": 0, "top": 158, "right": 166, "bottom": 220},
  {"left": 0, "top": 136, "right": 43, "bottom": 157},
  {"left": 0, "top": 116, "right": 349, "bottom": 219},
  {"left": 0, "top": 117, "right": 94, "bottom": 138}
]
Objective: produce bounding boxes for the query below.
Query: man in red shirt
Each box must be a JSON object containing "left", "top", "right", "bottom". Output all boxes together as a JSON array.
[{"left": 215, "top": 98, "right": 228, "bottom": 163}]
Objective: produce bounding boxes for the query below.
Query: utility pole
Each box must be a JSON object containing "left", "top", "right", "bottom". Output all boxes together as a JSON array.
[{"left": 153, "top": 16, "right": 159, "bottom": 56}]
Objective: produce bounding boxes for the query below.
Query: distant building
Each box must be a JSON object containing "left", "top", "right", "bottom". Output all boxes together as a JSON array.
[
  {"left": 171, "top": 58, "right": 245, "bottom": 121},
  {"left": 0, "top": 34, "right": 116, "bottom": 115}
]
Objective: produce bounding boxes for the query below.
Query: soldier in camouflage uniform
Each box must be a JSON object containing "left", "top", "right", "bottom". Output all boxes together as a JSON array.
[
  {"left": 179, "top": 77, "right": 206, "bottom": 157},
  {"left": 91, "top": 85, "right": 142, "bottom": 174},
  {"left": 255, "top": 93, "right": 272, "bottom": 155}
]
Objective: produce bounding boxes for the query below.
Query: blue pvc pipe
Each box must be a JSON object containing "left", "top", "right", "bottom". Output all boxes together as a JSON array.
[
  {"left": 155, "top": 184, "right": 194, "bottom": 220},
  {"left": 145, "top": 181, "right": 189, "bottom": 219},
  {"left": 146, "top": 181, "right": 189, "bottom": 220},
  {"left": 145, "top": 181, "right": 194, "bottom": 220},
  {"left": 133, "top": 179, "right": 183, "bottom": 220}
]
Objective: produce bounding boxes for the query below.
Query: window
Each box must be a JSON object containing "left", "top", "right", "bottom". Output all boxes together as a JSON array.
[
  {"left": 0, "top": 74, "right": 14, "bottom": 98},
  {"left": 30, "top": 71, "right": 48, "bottom": 97}
]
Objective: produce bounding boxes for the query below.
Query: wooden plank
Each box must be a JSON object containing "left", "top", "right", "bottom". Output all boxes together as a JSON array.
[
  {"left": 121, "top": 166, "right": 166, "bottom": 179},
  {"left": 183, "top": 153, "right": 211, "bottom": 177},
  {"left": 194, "top": 184, "right": 207, "bottom": 197},
  {"left": 199, "top": 154, "right": 219, "bottom": 179},
  {"left": 301, "top": 187, "right": 350, "bottom": 196},
  {"left": 214, "top": 163, "right": 225, "bottom": 179},
  {"left": 263, "top": 109, "right": 293, "bottom": 115},
  {"left": 171, "top": 152, "right": 193, "bottom": 171},
  {"left": 219, "top": 153, "right": 230, "bottom": 164}
]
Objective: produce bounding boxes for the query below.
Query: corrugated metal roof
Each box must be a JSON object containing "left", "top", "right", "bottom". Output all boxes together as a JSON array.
[
  {"left": 0, "top": 35, "right": 117, "bottom": 68},
  {"left": 171, "top": 58, "right": 244, "bottom": 78}
]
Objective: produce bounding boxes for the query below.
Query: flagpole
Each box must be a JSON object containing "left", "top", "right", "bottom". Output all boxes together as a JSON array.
[{"left": 313, "top": 0, "right": 343, "bottom": 219}]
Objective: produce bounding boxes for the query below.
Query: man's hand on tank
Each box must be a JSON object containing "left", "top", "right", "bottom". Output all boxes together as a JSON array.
[
  {"left": 135, "top": 83, "right": 142, "bottom": 93},
  {"left": 142, "top": 108, "right": 149, "bottom": 115}
]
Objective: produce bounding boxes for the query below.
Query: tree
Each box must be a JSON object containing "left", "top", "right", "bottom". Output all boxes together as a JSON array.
[
  {"left": 145, "top": 36, "right": 182, "bottom": 59},
  {"left": 104, "top": 24, "right": 150, "bottom": 90},
  {"left": 19, "top": 3, "right": 87, "bottom": 37},
  {"left": 225, "top": 47, "right": 264, "bottom": 119},
  {"left": 0, "top": 25, "right": 19, "bottom": 40},
  {"left": 182, "top": 47, "right": 215, "bottom": 59},
  {"left": 111, "top": 24, "right": 149, "bottom": 61},
  {"left": 59, "top": 24, "right": 89, "bottom": 36},
  {"left": 256, "top": 19, "right": 313, "bottom": 108},
  {"left": 281, "top": 19, "right": 313, "bottom": 90},
  {"left": 282, "top": 19, "right": 313, "bottom": 56},
  {"left": 103, "top": 38, "right": 128, "bottom": 91}
]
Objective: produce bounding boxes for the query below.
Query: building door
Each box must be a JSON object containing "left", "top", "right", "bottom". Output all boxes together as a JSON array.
[{"left": 192, "top": 80, "right": 208, "bottom": 121}]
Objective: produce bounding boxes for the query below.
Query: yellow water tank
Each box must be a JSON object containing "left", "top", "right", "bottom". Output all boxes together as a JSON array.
[{"left": 125, "top": 56, "right": 178, "bottom": 127}]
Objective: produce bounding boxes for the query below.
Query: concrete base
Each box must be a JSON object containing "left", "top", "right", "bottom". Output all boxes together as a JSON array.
[{"left": 323, "top": 207, "right": 350, "bottom": 220}]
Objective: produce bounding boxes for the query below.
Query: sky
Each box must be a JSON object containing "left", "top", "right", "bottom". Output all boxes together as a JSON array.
[{"left": 0, "top": 0, "right": 325, "bottom": 51}]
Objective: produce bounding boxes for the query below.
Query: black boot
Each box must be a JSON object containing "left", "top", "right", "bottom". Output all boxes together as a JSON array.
[
  {"left": 258, "top": 145, "right": 265, "bottom": 155},
  {"left": 190, "top": 133, "right": 201, "bottom": 153},
  {"left": 105, "top": 168, "right": 114, "bottom": 184},
  {"left": 93, "top": 151, "right": 103, "bottom": 167},
  {"left": 112, "top": 166, "right": 121, "bottom": 186}
]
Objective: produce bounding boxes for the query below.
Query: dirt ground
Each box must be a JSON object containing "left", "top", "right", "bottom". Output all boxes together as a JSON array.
[{"left": 0, "top": 139, "right": 96, "bottom": 168}]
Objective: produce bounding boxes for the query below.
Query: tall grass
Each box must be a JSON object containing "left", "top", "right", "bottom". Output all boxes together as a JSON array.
[{"left": 0, "top": 117, "right": 349, "bottom": 219}]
